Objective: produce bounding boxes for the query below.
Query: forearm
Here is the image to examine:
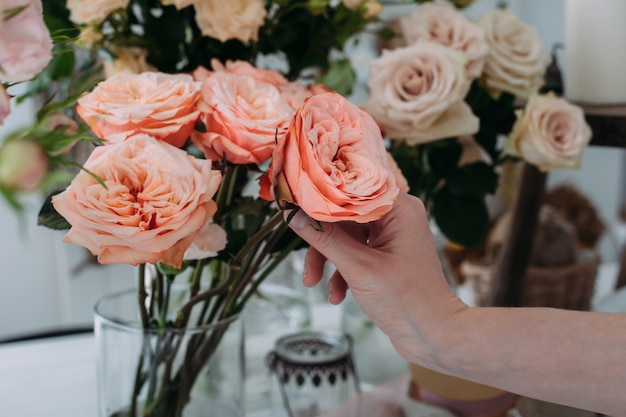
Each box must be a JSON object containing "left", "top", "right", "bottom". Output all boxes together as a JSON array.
[{"left": 427, "top": 306, "right": 626, "bottom": 415}]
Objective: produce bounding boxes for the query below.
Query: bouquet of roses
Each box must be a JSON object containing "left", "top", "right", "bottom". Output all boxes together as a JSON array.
[
  {"left": 369, "top": 2, "right": 592, "bottom": 248},
  {"left": 1, "top": 1, "right": 404, "bottom": 415}
]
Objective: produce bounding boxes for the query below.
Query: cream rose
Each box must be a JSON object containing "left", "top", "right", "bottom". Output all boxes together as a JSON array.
[
  {"left": 0, "top": 85, "right": 9, "bottom": 125},
  {"left": 103, "top": 46, "right": 157, "bottom": 78},
  {"left": 0, "top": 0, "right": 52, "bottom": 83},
  {"left": 52, "top": 134, "right": 222, "bottom": 268},
  {"left": 268, "top": 92, "right": 399, "bottom": 223},
  {"left": 362, "top": 42, "right": 479, "bottom": 145},
  {"left": 66, "top": 0, "right": 130, "bottom": 25},
  {"left": 192, "top": 67, "right": 293, "bottom": 165},
  {"left": 0, "top": 139, "right": 48, "bottom": 191},
  {"left": 190, "top": 0, "right": 266, "bottom": 43},
  {"left": 76, "top": 72, "right": 202, "bottom": 148},
  {"left": 505, "top": 94, "right": 592, "bottom": 171},
  {"left": 477, "top": 9, "right": 548, "bottom": 98},
  {"left": 399, "top": 2, "right": 488, "bottom": 79}
]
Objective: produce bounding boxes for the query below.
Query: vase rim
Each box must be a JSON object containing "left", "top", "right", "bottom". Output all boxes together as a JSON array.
[
  {"left": 273, "top": 330, "right": 352, "bottom": 365},
  {"left": 93, "top": 288, "right": 241, "bottom": 334}
]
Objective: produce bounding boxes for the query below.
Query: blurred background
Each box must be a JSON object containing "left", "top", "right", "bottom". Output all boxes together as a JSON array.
[{"left": 1, "top": 0, "right": 624, "bottom": 340}]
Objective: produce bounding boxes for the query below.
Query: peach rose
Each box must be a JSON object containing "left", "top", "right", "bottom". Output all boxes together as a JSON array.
[
  {"left": 210, "top": 59, "right": 330, "bottom": 109},
  {"left": 191, "top": 0, "right": 266, "bottom": 43},
  {"left": 76, "top": 72, "right": 202, "bottom": 148},
  {"left": 0, "top": 0, "right": 52, "bottom": 83},
  {"left": 399, "top": 2, "right": 488, "bottom": 79},
  {"left": 52, "top": 134, "right": 222, "bottom": 268},
  {"left": 184, "top": 222, "right": 228, "bottom": 260},
  {"left": 211, "top": 59, "right": 288, "bottom": 86},
  {"left": 0, "top": 85, "right": 9, "bottom": 125},
  {"left": 66, "top": 0, "right": 130, "bottom": 25},
  {"left": 192, "top": 67, "right": 293, "bottom": 165},
  {"left": 0, "top": 139, "right": 48, "bottom": 191},
  {"left": 103, "top": 46, "right": 157, "bottom": 78},
  {"left": 362, "top": 42, "right": 479, "bottom": 145},
  {"left": 477, "top": 9, "right": 548, "bottom": 98},
  {"left": 268, "top": 92, "right": 399, "bottom": 223},
  {"left": 505, "top": 94, "right": 592, "bottom": 171}
]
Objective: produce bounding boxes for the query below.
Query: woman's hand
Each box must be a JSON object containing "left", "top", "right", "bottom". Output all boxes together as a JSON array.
[{"left": 286, "top": 193, "right": 467, "bottom": 365}]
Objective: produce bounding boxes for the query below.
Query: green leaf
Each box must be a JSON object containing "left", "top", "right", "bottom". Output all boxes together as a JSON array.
[
  {"left": 318, "top": 58, "right": 355, "bottom": 96},
  {"left": 47, "top": 46, "right": 76, "bottom": 81},
  {"left": 446, "top": 162, "right": 499, "bottom": 197},
  {"left": 0, "top": 184, "right": 23, "bottom": 211},
  {"left": 156, "top": 262, "right": 186, "bottom": 276},
  {"left": 37, "top": 191, "right": 71, "bottom": 230},
  {"left": 432, "top": 186, "right": 489, "bottom": 247},
  {"left": 426, "top": 139, "right": 462, "bottom": 178}
]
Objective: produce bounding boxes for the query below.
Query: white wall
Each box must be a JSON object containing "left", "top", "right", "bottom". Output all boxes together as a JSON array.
[{"left": 0, "top": 88, "right": 134, "bottom": 338}]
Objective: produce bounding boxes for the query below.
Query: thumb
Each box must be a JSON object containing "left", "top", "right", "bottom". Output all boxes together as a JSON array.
[{"left": 286, "top": 210, "right": 369, "bottom": 271}]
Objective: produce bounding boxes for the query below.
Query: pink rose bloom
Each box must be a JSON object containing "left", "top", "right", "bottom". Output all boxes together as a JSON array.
[
  {"left": 506, "top": 94, "right": 592, "bottom": 171},
  {"left": 0, "top": 85, "right": 9, "bottom": 125},
  {"left": 76, "top": 72, "right": 202, "bottom": 148},
  {"left": 192, "top": 68, "right": 293, "bottom": 165},
  {"left": 399, "top": 2, "right": 488, "bottom": 79},
  {"left": 362, "top": 42, "right": 479, "bottom": 145},
  {"left": 267, "top": 92, "right": 399, "bottom": 223},
  {"left": 52, "top": 134, "right": 222, "bottom": 268},
  {"left": 191, "top": 0, "right": 267, "bottom": 43},
  {"left": 0, "top": 0, "right": 52, "bottom": 83},
  {"left": 0, "top": 139, "right": 48, "bottom": 191}
]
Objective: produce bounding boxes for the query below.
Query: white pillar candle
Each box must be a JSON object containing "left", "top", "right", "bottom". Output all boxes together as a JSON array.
[{"left": 565, "top": 0, "right": 626, "bottom": 104}]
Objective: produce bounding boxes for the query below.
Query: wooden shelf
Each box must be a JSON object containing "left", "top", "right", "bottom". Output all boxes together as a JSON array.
[
  {"left": 490, "top": 102, "right": 626, "bottom": 307},
  {"left": 578, "top": 103, "right": 626, "bottom": 148}
]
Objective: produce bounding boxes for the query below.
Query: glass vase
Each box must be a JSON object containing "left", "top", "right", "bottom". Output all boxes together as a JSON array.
[{"left": 94, "top": 289, "right": 244, "bottom": 417}]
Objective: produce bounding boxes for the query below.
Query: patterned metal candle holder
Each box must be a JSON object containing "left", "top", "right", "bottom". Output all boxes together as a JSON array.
[{"left": 266, "top": 330, "right": 360, "bottom": 417}]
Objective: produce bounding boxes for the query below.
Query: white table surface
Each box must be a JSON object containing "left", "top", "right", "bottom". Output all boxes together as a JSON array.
[{"left": 0, "top": 262, "right": 620, "bottom": 417}]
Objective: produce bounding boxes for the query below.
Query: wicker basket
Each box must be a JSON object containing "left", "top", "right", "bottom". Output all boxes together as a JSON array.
[{"left": 460, "top": 251, "right": 601, "bottom": 310}]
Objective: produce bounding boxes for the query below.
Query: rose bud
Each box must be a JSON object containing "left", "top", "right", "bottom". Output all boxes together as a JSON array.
[{"left": 0, "top": 139, "right": 48, "bottom": 191}]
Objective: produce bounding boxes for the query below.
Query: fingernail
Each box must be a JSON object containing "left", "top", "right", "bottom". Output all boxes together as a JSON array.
[
  {"left": 290, "top": 210, "right": 308, "bottom": 230},
  {"left": 301, "top": 264, "right": 310, "bottom": 286}
]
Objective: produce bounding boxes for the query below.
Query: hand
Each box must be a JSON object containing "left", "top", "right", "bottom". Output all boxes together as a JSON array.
[{"left": 286, "top": 193, "right": 467, "bottom": 364}]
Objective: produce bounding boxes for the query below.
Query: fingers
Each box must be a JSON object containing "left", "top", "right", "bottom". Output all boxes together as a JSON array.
[
  {"left": 328, "top": 269, "right": 348, "bottom": 304},
  {"left": 286, "top": 210, "right": 371, "bottom": 274},
  {"left": 302, "top": 247, "right": 326, "bottom": 288}
]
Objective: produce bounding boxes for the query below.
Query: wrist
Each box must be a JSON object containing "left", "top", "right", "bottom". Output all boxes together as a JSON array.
[{"left": 401, "top": 292, "right": 470, "bottom": 373}]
